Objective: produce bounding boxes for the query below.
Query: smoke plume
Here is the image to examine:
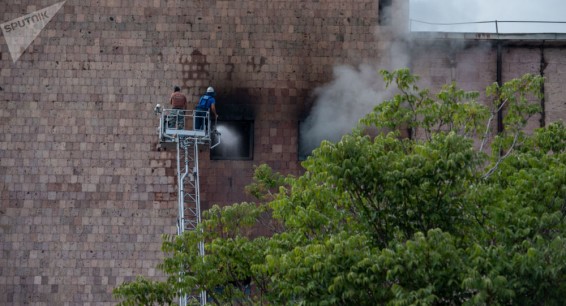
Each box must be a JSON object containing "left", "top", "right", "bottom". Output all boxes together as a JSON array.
[
  {"left": 299, "top": 1, "right": 411, "bottom": 157},
  {"left": 299, "top": 64, "right": 386, "bottom": 156}
]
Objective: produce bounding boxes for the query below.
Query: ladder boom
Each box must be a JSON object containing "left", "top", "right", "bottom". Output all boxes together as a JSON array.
[{"left": 154, "top": 105, "right": 220, "bottom": 305}]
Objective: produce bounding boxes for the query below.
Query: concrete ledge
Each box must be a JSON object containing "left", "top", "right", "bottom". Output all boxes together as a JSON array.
[{"left": 411, "top": 31, "right": 566, "bottom": 43}]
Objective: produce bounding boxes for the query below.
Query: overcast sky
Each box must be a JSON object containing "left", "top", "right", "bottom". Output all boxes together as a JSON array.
[{"left": 410, "top": 0, "right": 566, "bottom": 33}]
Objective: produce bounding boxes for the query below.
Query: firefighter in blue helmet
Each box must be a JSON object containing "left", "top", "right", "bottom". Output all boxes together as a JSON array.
[{"left": 195, "top": 86, "right": 218, "bottom": 131}]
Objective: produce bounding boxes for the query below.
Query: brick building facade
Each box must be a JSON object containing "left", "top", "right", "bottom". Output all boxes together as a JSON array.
[
  {"left": 409, "top": 36, "right": 566, "bottom": 131},
  {"left": 0, "top": 0, "right": 565, "bottom": 304}
]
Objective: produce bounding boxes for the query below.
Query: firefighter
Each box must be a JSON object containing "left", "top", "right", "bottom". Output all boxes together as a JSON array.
[{"left": 195, "top": 86, "right": 218, "bottom": 131}]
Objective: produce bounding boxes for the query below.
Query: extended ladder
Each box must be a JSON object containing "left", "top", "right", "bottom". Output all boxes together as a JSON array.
[{"left": 154, "top": 105, "right": 220, "bottom": 306}]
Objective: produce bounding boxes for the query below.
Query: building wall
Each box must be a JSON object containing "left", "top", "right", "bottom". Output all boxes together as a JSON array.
[
  {"left": 1, "top": 0, "right": 566, "bottom": 305},
  {"left": 0, "top": 0, "right": 382, "bottom": 304},
  {"left": 409, "top": 40, "right": 566, "bottom": 133},
  {"left": 535, "top": 47, "right": 566, "bottom": 125}
]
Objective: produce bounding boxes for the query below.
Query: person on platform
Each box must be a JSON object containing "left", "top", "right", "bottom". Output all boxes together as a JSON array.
[
  {"left": 195, "top": 86, "right": 218, "bottom": 131},
  {"left": 169, "top": 86, "right": 187, "bottom": 129}
]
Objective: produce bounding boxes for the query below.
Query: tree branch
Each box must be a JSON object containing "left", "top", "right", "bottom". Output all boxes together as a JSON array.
[
  {"left": 482, "top": 132, "right": 519, "bottom": 179},
  {"left": 479, "top": 97, "right": 508, "bottom": 153}
]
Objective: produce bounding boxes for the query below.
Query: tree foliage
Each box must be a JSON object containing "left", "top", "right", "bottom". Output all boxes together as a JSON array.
[{"left": 114, "top": 69, "right": 566, "bottom": 305}]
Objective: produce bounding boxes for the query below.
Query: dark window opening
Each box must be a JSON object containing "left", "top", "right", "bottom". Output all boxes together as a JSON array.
[
  {"left": 378, "top": 0, "right": 393, "bottom": 26},
  {"left": 211, "top": 120, "right": 254, "bottom": 160},
  {"left": 298, "top": 119, "right": 313, "bottom": 161}
]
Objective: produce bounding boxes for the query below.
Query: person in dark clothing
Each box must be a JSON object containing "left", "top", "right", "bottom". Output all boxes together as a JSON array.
[
  {"left": 169, "top": 86, "right": 187, "bottom": 129},
  {"left": 195, "top": 86, "right": 218, "bottom": 131}
]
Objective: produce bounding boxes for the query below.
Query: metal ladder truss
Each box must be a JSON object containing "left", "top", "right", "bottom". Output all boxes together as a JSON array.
[{"left": 154, "top": 105, "right": 221, "bottom": 306}]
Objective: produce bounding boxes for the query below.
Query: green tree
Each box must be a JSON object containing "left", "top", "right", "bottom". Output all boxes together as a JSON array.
[{"left": 114, "top": 69, "right": 566, "bottom": 305}]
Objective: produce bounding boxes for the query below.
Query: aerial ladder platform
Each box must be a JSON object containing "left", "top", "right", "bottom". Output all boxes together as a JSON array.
[{"left": 154, "top": 104, "right": 220, "bottom": 306}]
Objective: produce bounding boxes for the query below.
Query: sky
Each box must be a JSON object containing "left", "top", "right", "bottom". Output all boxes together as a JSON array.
[{"left": 410, "top": 0, "right": 566, "bottom": 33}]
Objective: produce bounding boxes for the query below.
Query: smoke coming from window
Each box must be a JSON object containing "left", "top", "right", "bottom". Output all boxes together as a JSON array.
[
  {"left": 299, "top": 64, "right": 386, "bottom": 156},
  {"left": 299, "top": 0, "right": 411, "bottom": 157}
]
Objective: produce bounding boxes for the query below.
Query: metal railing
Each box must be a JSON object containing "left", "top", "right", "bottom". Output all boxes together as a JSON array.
[
  {"left": 410, "top": 19, "right": 566, "bottom": 34},
  {"left": 154, "top": 105, "right": 220, "bottom": 149}
]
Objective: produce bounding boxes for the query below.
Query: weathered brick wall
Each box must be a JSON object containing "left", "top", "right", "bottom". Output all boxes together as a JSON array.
[
  {"left": 537, "top": 48, "right": 566, "bottom": 125},
  {"left": 410, "top": 39, "right": 566, "bottom": 133},
  {"left": 0, "top": 0, "right": 381, "bottom": 304},
  {"left": 410, "top": 40, "right": 497, "bottom": 92},
  {"left": 2, "top": 0, "right": 565, "bottom": 304}
]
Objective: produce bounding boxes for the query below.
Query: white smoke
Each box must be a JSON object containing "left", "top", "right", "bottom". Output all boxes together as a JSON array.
[
  {"left": 299, "top": 64, "right": 390, "bottom": 156},
  {"left": 299, "top": 1, "right": 411, "bottom": 157}
]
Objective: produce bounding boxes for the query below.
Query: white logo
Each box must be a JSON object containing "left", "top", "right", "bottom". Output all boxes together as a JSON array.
[{"left": 1, "top": 1, "right": 66, "bottom": 63}]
